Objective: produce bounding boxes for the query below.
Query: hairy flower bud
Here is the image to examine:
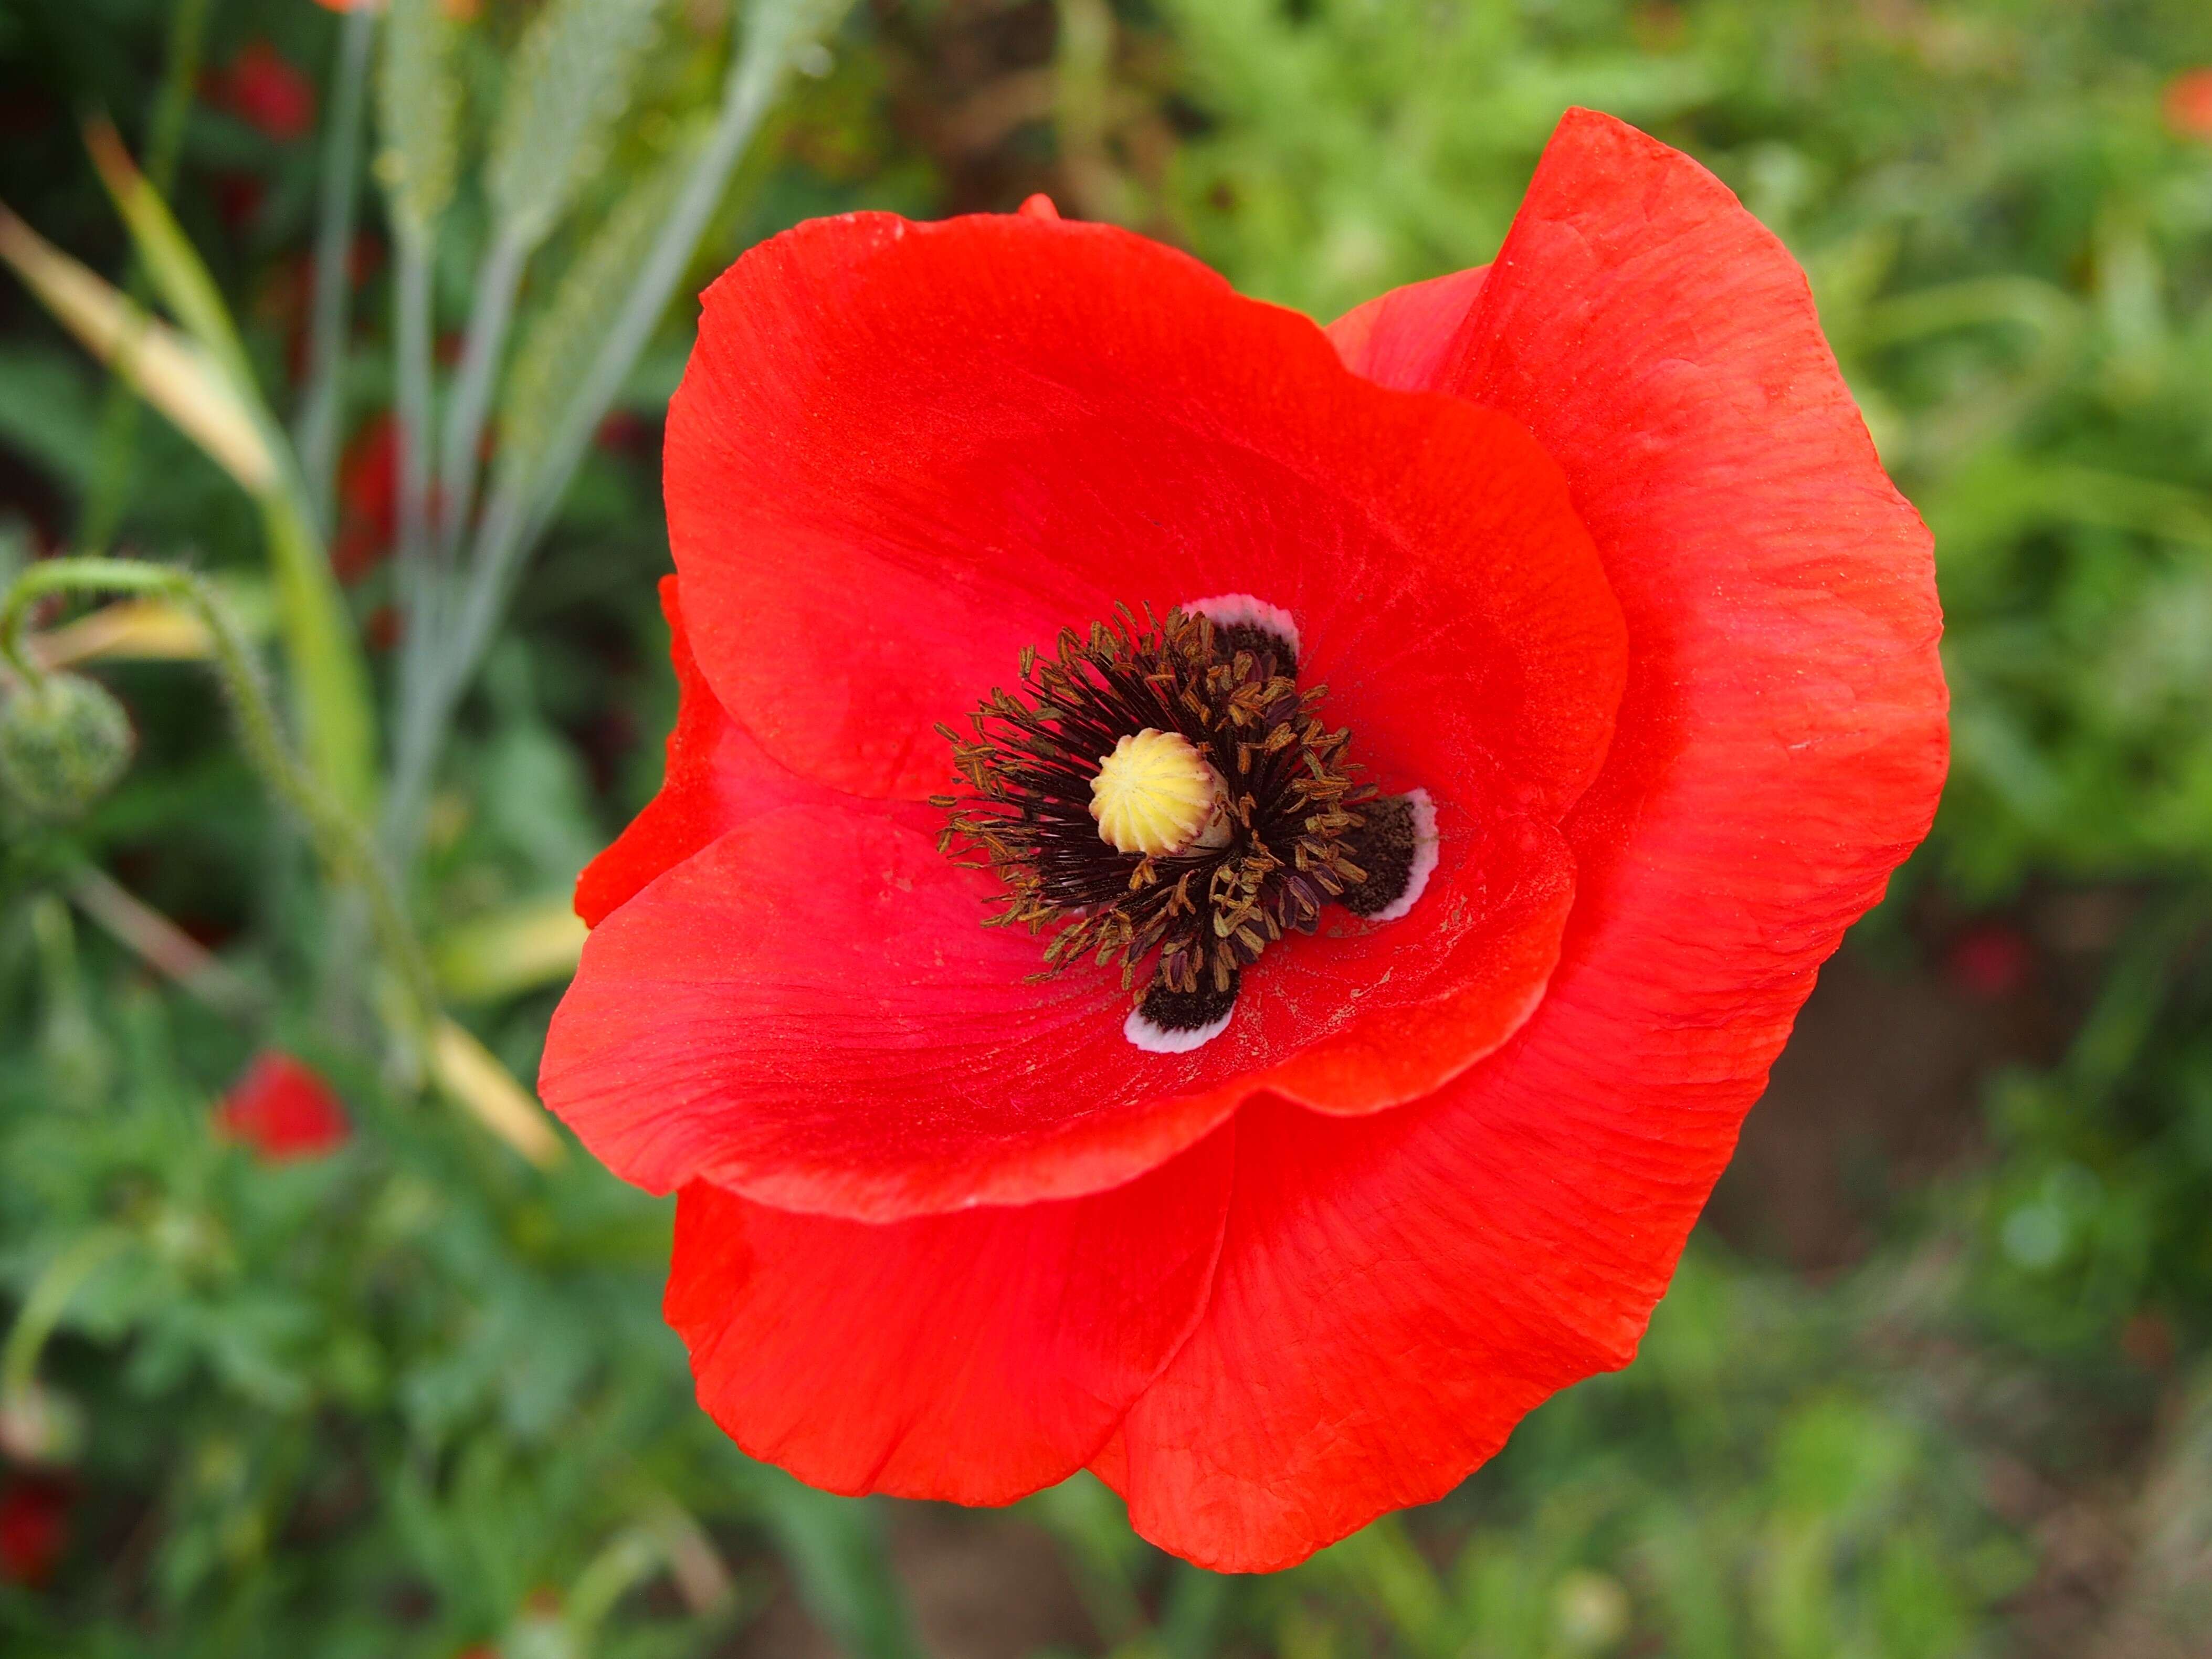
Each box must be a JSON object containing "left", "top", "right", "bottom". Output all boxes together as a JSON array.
[{"left": 0, "top": 674, "right": 134, "bottom": 820}]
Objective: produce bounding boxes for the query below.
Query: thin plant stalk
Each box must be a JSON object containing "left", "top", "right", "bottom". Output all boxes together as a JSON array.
[
  {"left": 436, "top": 227, "right": 530, "bottom": 560},
  {"left": 296, "top": 0, "right": 380, "bottom": 529},
  {"left": 382, "top": 0, "right": 846, "bottom": 855},
  {"left": 391, "top": 228, "right": 442, "bottom": 772}
]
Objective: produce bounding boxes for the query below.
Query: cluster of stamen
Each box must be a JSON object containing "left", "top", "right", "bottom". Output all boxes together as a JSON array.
[{"left": 935, "top": 604, "right": 1418, "bottom": 1047}]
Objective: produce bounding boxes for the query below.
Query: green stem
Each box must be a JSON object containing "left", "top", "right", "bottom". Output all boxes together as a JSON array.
[
  {"left": 1, "top": 1228, "right": 130, "bottom": 1401},
  {"left": 391, "top": 226, "right": 443, "bottom": 818},
  {"left": 295, "top": 0, "right": 380, "bottom": 530},
  {"left": 437, "top": 226, "right": 530, "bottom": 561},
  {"left": 393, "top": 229, "right": 438, "bottom": 597},
  {"left": 0, "top": 559, "right": 435, "bottom": 1038}
]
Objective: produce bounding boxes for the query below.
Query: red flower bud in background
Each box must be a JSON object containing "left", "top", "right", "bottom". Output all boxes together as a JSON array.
[
  {"left": 215, "top": 1051, "right": 351, "bottom": 1161},
  {"left": 332, "top": 414, "right": 399, "bottom": 583},
  {"left": 213, "top": 41, "right": 317, "bottom": 144},
  {"left": 0, "top": 1475, "right": 71, "bottom": 1587},
  {"left": 2164, "top": 69, "right": 2212, "bottom": 141},
  {"left": 1946, "top": 921, "right": 2033, "bottom": 1000},
  {"left": 540, "top": 109, "right": 1948, "bottom": 1570}
]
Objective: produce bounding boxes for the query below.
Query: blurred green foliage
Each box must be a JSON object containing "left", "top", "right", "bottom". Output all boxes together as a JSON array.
[{"left": 3, "top": 1, "right": 2212, "bottom": 1656}]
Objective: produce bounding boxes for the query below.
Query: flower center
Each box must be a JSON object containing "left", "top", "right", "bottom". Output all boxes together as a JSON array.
[
  {"left": 1088, "top": 728, "right": 1230, "bottom": 856},
  {"left": 935, "top": 597, "right": 1435, "bottom": 1052}
]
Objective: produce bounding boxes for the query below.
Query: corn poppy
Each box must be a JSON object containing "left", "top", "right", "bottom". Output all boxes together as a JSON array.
[
  {"left": 216, "top": 1051, "right": 351, "bottom": 1161},
  {"left": 541, "top": 109, "right": 1947, "bottom": 1571},
  {"left": 212, "top": 41, "right": 317, "bottom": 144}
]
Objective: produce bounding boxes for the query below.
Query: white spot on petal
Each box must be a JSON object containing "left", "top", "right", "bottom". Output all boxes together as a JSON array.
[
  {"left": 1123, "top": 1002, "right": 1234, "bottom": 1054},
  {"left": 1366, "top": 788, "right": 1438, "bottom": 922},
  {"left": 1182, "top": 593, "right": 1300, "bottom": 662}
]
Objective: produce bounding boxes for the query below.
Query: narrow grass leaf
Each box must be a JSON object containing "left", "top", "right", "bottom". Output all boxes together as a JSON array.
[
  {"left": 0, "top": 206, "right": 274, "bottom": 491},
  {"left": 429, "top": 1016, "right": 566, "bottom": 1167}
]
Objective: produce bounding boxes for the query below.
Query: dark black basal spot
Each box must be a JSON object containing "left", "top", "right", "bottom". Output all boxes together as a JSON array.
[
  {"left": 1337, "top": 793, "right": 1421, "bottom": 917},
  {"left": 1212, "top": 620, "right": 1298, "bottom": 675},
  {"left": 1136, "top": 967, "right": 1241, "bottom": 1036}
]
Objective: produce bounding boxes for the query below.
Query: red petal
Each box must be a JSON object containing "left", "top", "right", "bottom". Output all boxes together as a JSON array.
[
  {"left": 554, "top": 214, "right": 1633, "bottom": 1219},
  {"left": 542, "top": 796, "right": 1573, "bottom": 1221},
  {"left": 573, "top": 576, "right": 879, "bottom": 928},
  {"left": 666, "top": 1122, "right": 1234, "bottom": 1504},
  {"left": 1104, "top": 110, "right": 1947, "bottom": 1570},
  {"left": 1326, "top": 265, "right": 1490, "bottom": 393},
  {"left": 214, "top": 1051, "right": 350, "bottom": 1161},
  {"left": 667, "top": 209, "right": 1623, "bottom": 824},
  {"left": 1093, "top": 1088, "right": 1632, "bottom": 1571}
]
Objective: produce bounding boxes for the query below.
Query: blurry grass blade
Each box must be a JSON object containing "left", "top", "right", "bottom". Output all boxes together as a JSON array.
[
  {"left": 0, "top": 1226, "right": 130, "bottom": 1399},
  {"left": 82, "top": 120, "right": 256, "bottom": 394},
  {"left": 259, "top": 490, "right": 379, "bottom": 817},
  {"left": 376, "top": 0, "right": 460, "bottom": 239},
  {"left": 66, "top": 864, "right": 262, "bottom": 1018},
  {"left": 750, "top": 1469, "right": 925, "bottom": 1659},
  {"left": 0, "top": 206, "right": 274, "bottom": 491},
  {"left": 643, "top": 1494, "right": 736, "bottom": 1614},
  {"left": 498, "top": 130, "right": 696, "bottom": 498},
  {"left": 31, "top": 596, "right": 212, "bottom": 668},
  {"left": 563, "top": 1528, "right": 663, "bottom": 1641},
  {"left": 429, "top": 1016, "right": 565, "bottom": 1167},
  {"left": 489, "top": 0, "right": 666, "bottom": 247},
  {"left": 432, "top": 897, "right": 586, "bottom": 1002},
  {"left": 1313, "top": 1519, "right": 1448, "bottom": 1654}
]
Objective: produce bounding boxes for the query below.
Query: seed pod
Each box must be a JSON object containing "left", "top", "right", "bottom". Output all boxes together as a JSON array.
[{"left": 0, "top": 674, "right": 134, "bottom": 820}]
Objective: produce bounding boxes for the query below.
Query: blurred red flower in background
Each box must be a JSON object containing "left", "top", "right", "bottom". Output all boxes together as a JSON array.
[
  {"left": 540, "top": 109, "right": 1948, "bottom": 1570},
  {"left": 0, "top": 1475, "right": 70, "bottom": 1587},
  {"left": 332, "top": 414, "right": 399, "bottom": 582},
  {"left": 212, "top": 41, "right": 316, "bottom": 144},
  {"left": 2164, "top": 69, "right": 2212, "bottom": 141},
  {"left": 1947, "top": 921, "right": 2034, "bottom": 1000},
  {"left": 215, "top": 1051, "right": 351, "bottom": 1161}
]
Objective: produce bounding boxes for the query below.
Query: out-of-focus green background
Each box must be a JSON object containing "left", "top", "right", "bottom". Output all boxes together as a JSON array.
[{"left": 4, "top": 1, "right": 2212, "bottom": 1654}]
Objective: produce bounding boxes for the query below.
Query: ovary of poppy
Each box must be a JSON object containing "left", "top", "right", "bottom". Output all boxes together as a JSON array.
[
  {"left": 215, "top": 1051, "right": 351, "bottom": 1161},
  {"left": 540, "top": 108, "right": 1947, "bottom": 1572}
]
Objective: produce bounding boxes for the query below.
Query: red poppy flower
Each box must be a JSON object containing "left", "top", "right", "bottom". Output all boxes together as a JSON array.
[
  {"left": 215, "top": 1051, "right": 351, "bottom": 1161},
  {"left": 541, "top": 109, "right": 1947, "bottom": 1571},
  {"left": 214, "top": 41, "right": 317, "bottom": 144},
  {"left": 333, "top": 413, "right": 399, "bottom": 583},
  {"left": 1946, "top": 921, "right": 2032, "bottom": 1000},
  {"left": 2164, "top": 69, "right": 2212, "bottom": 141},
  {"left": 0, "top": 1475, "right": 70, "bottom": 1587}
]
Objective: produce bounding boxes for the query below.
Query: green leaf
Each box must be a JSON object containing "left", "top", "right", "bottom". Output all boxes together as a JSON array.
[
  {"left": 85, "top": 120, "right": 258, "bottom": 397},
  {"left": 0, "top": 207, "right": 274, "bottom": 493}
]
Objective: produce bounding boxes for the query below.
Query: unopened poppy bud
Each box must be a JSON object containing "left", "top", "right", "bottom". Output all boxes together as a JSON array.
[
  {"left": 1088, "top": 728, "right": 1228, "bottom": 856},
  {"left": 0, "top": 674, "right": 134, "bottom": 821}
]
